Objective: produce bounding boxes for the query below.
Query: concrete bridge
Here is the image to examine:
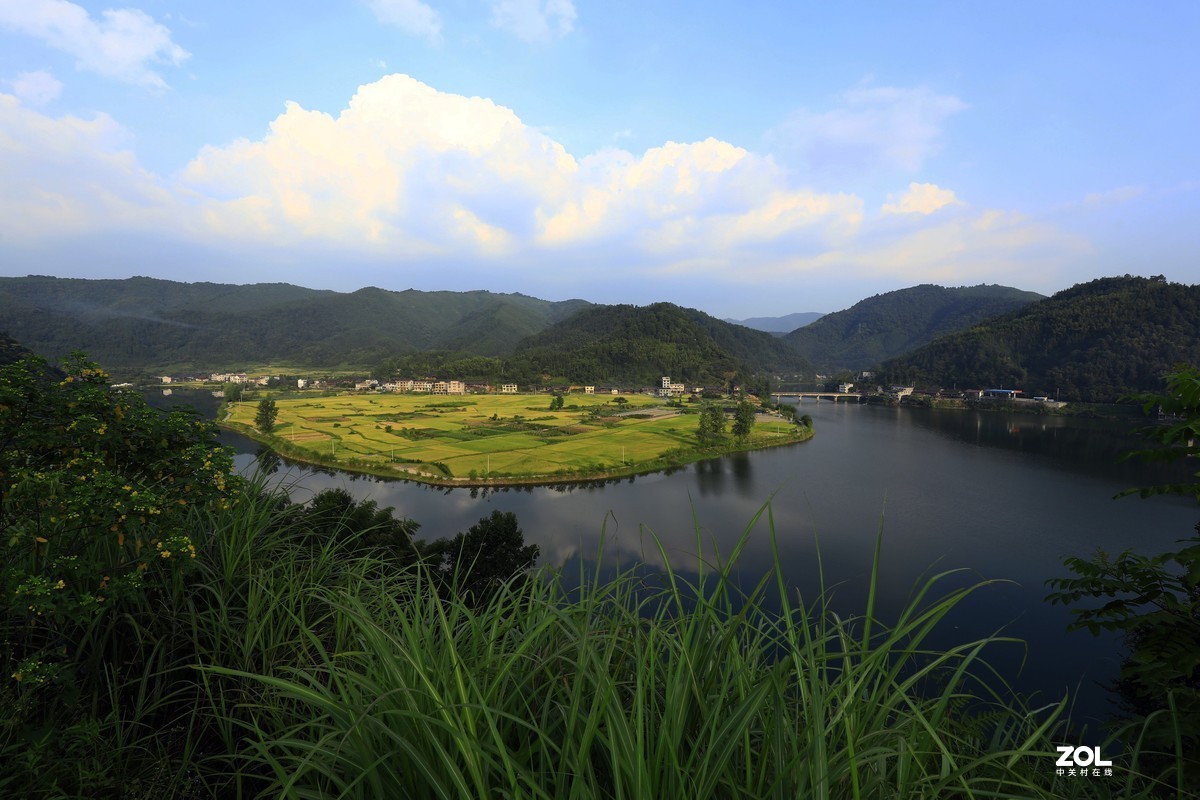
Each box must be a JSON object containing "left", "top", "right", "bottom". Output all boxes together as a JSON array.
[{"left": 771, "top": 392, "right": 864, "bottom": 402}]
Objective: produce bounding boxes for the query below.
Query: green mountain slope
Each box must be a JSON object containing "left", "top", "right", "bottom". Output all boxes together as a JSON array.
[
  {"left": 878, "top": 276, "right": 1200, "bottom": 402},
  {"left": 507, "top": 302, "right": 814, "bottom": 386},
  {"left": 783, "top": 284, "right": 1045, "bottom": 371},
  {"left": 0, "top": 276, "right": 590, "bottom": 370}
]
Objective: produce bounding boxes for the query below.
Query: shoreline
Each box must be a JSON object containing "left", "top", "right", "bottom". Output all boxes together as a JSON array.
[{"left": 220, "top": 419, "right": 814, "bottom": 488}]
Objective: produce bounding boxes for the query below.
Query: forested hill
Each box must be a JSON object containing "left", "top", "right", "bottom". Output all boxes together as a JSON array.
[
  {"left": 878, "top": 276, "right": 1200, "bottom": 402},
  {"left": 0, "top": 276, "right": 590, "bottom": 370},
  {"left": 782, "top": 284, "right": 1045, "bottom": 371},
  {"left": 506, "top": 303, "right": 814, "bottom": 386}
]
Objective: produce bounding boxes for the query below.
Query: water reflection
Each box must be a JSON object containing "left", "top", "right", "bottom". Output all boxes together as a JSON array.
[{"left": 157, "top": 388, "right": 1197, "bottom": 721}]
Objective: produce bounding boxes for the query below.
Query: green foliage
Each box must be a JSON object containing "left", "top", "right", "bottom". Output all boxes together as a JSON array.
[
  {"left": 731, "top": 400, "right": 756, "bottom": 440},
  {"left": 205, "top": 506, "right": 1192, "bottom": 799},
  {"left": 1046, "top": 366, "right": 1200, "bottom": 779},
  {"left": 0, "top": 352, "right": 240, "bottom": 713},
  {"left": 298, "top": 487, "right": 419, "bottom": 557},
  {"left": 1120, "top": 366, "right": 1200, "bottom": 501},
  {"left": 423, "top": 510, "right": 539, "bottom": 606},
  {"left": 784, "top": 283, "right": 1043, "bottom": 371},
  {"left": 509, "top": 302, "right": 813, "bottom": 386},
  {"left": 254, "top": 397, "right": 277, "bottom": 434},
  {"left": 549, "top": 393, "right": 564, "bottom": 411},
  {"left": 696, "top": 403, "right": 727, "bottom": 445},
  {"left": 880, "top": 276, "right": 1200, "bottom": 401},
  {"left": 0, "top": 275, "right": 589, "bottom": 369}
]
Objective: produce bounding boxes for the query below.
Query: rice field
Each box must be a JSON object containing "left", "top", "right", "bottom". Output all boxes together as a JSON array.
[{"left": 226, "top": 391, "right": 806, "bottom": 482}]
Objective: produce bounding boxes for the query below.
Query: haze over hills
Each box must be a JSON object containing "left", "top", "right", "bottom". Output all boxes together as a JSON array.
[
  {"left": 724, "top": 312, "right": 825, "bottom": 334},
  {"left": 876, "top": 276, "right": 1200, "bottom": 402},
  {"left": 782, "top": 284, "right": 1046, "bottom": 372}
]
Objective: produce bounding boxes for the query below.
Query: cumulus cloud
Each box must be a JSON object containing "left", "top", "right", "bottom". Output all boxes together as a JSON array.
[
  {"left": 0, "top": 74, "right": 1086, "bottom": 302},
  {"left": 7, "top": 70, "right": 62, "bottom": 105},
  {"left": 176, "top": 75, "right": 863, "bottom": 268},
  {"left": 365, "top": 0, "right": 441, "bottom": 44},
  {"left": 490, "top": 0, "right": 576, "bottom": 42},
  {"left": 0, "top": 92, "right": 175, "bottom": 238},
  {"left": 769, "top": 85, "right": 966, "bottom": 174},
  {"left": 882, "top": 182, "right": 962, "bottom": 215},
  {"left": 0, "top": 0, "right": 188, "bottom": 88}
]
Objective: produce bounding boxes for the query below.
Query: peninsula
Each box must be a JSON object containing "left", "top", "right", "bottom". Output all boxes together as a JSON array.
[{"left": 222, "top": 390, "right": 811, "bottom": 486}]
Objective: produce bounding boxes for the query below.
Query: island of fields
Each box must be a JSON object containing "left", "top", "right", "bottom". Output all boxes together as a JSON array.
[{"left": 223, "top": 392, "right": 810, "bottom": 486}]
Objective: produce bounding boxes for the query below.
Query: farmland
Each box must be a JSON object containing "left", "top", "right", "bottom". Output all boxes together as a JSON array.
[{"left": 224, "top": 392, "right": 810, "bottom": 485}]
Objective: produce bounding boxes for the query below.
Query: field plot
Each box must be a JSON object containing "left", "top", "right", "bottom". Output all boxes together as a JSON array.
[{"left": 227, "top": 392, "right": 804, "bottom": 484}]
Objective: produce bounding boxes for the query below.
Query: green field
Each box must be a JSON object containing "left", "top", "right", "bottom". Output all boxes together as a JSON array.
[{"left": 226, "top": 392, "right": 808, "bottom": 484}]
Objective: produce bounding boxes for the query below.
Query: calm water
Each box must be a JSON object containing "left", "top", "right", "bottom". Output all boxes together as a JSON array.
[{"left": 159, "top": 390, "right": 1199, "bottom": 721}]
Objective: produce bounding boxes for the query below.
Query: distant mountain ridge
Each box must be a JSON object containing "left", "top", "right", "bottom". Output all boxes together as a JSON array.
[
  {"left": 878, "top": 275, "right": 1200, "bottom": 402},
  {"left": 783, "top": 284, "right": 1045, "bottom": 371},
  {"left": 724, "top": 312, "right": 825, "bottom": 333},
  {"left": 0, "top": 276, "right": 591, "bottom": 370}
]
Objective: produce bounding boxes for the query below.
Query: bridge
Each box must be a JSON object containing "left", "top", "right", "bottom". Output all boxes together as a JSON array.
[{"left": 771, "top": 392, "right": 864, "bottom": 402}]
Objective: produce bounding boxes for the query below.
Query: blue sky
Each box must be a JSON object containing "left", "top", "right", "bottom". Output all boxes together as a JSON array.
[{"left": 1, "top": 1, "right": 1197, "bottom": 317}]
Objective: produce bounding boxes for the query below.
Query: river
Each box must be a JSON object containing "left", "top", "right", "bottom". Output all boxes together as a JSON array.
[{"left": 157, "top": 389, "right": 1199, "bottom": 722}]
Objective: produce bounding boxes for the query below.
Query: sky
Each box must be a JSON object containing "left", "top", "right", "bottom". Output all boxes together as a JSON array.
[{"left": 1, "top": 1, "right": 1197, "bottom": 318}]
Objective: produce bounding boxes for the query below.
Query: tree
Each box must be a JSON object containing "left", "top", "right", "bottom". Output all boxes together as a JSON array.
[
  {"left": 732, "top": 401, "right": 756, "bottom": 440},
  {"left": 300, "top": 488, "right": 419, "bottom": 557},
  {"left": 255, "top": 398, "right": 278, "bottom": 434},
  {"left": 427, "top": 511, "right": 539, "bottom": 606},
  {"left": 549, "top": 393, "right": 564, "bottom": 411},
  {"left": 1, "top": 353, "right": 238, "bottom": 692},
  {"left": 1046, "top": 366, "right": 1200, "bottom": 777},
  {"left": 697, "top": 403, "right": 727, "bottom": 445},
  {"left": 225, "top": 382, "right": 244, "bottom": 402}
]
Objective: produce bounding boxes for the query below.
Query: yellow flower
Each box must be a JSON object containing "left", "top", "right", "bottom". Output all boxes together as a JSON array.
[{"left": 54, "top": 579, "right": 65, "bottom": 590}]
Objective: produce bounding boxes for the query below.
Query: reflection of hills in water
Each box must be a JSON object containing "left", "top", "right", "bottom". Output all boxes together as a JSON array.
[
  {"left": 908, "top": 409, "right": 1196, "bottom": 489},
  {"left": 141, "top": 387, "right": 1200, "bottom": 722}
]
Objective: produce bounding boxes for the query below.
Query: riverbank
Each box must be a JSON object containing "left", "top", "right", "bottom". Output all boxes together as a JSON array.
[{"left": 219, "top": 391, "right": 812, "bottom": 487}]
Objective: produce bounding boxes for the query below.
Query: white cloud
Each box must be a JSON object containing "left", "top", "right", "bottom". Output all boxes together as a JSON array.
[
  {"left": 882, "top": 182, "right": 962, "bottom": 215},
  {"left": 7, "top": 70, "right": 62, "bottom": 105},
  {"left": 1082, "top": 185, "right": 1146, "bottom": 208},
  {"left": 365, "top": 0, "right": 441, "bottom": 44},
  {"left": 0, "top": 0, "right": 188, "bottom": 88},
  {"left": 490, "top": 0, "right": 576, "bottom": 42},
  {"left": 0, "top": 92, "right": 175, "bottom": 238},
  {"left": 0, "top": 74, "right": 1087, "bottom": 300},
  {"left": 176, "top": 76, "right": 863, "bottom": 268},
  {"left": 769, "top": 85, "right": 966, "bottom": 173}
]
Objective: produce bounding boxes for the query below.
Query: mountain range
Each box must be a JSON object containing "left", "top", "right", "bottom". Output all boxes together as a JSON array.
[
  {"left": 724, "top": 312, "right": 825, "bottom": 333},
  {"left": 1, "top": 274, "right": 1197, "bottom": 401}
]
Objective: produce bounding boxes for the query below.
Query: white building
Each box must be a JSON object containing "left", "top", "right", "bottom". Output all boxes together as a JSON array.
[{"left": 501, "top": 384, "right": 518, "bottom": 394}]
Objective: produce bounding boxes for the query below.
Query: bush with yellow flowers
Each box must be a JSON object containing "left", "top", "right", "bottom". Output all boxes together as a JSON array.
[{"left": 1, "top": 352, "right": 240, "bottom": 702}]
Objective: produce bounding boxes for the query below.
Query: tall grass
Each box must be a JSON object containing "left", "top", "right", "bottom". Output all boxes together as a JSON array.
[
  {"left": 4, "top": 480, "right": 1191, "bottom": 798},
  {"left": 199, "top": 499, "right": 1190, "bottom": 799}
]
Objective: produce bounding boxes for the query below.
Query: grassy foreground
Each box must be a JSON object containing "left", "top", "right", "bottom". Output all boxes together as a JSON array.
[
  {"left": 3, "top": 480, "right": 1192, "bottom": 798},
  {"left": 224, "top": 392, "right": 809, "bottom": 484}
]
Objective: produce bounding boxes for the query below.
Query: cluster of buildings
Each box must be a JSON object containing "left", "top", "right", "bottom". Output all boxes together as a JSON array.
[{"left": 157, "top": 370, "right": 731, "bottom": 401}]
